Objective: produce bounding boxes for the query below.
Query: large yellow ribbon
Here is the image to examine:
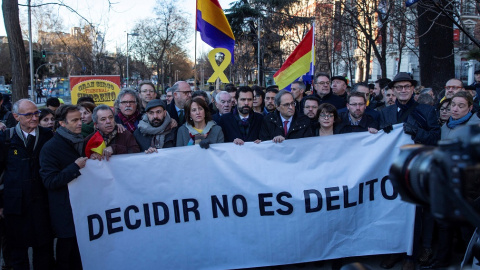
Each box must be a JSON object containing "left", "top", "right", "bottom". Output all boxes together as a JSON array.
[{"left": 207, "top": 48, "right": 231, "bottom": 83}]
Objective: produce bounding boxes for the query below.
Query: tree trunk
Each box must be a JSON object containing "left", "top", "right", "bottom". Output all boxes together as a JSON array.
[
  {"left": 3, "top": 0, "right": 29, "bottom": 102},
  {"left": 417, "top": 0, "right": 454, "bottom": 89},
  {"left": 380, "top": 25, "right": 387, "bottom": 78}
]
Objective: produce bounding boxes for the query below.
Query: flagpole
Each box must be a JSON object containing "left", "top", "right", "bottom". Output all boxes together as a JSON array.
[
  {"left": 194, "top": 0, "right": 198, "bottom": 88},
  {"left": 311, "top": 21, "right": 315, "bottom": 76}
]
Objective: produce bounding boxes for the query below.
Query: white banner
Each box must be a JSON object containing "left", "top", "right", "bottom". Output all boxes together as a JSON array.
[{"left": 69, "top": 124, "right": 415, "bottom": 270}]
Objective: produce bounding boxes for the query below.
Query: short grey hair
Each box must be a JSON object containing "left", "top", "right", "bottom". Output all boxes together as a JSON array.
[
  {"left": 12, "top": 99, "right": 36, "bottom": 114},
  {"left": 275, "top": 90, "right": 294, "bottom": 107},
  {"left": 292, "top": 81, "right": 306, "bottom": 90},
  {"left": 92, "top": 104, "right": 114, "bottom": 124},
  {"left": 170, "top": 81, "right": 187, "bottom": 93},
  {"left": 215, "top": 91, "right": 230, "bottom": 103},
  {"left": 351, "top": 82, "right": 369, "bottom": 93},
  {"left": 114, "top": 88, "right": 141, "bottom": 114}
]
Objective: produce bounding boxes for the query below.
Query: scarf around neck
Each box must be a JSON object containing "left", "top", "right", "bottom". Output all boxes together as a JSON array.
[
  {"left": 56, "top": 126, "right": 84, "bottom": 155},
  {"left": 447, "top": 112, "right": 472, "bottom": 129},
  {"left": 186, "top": 120, "right": 215, "bottom": 136},
  {"left": 138, "top": 112, "right": 173, "bottom": 149},
  {"left": 118, "top": 111, "right": 140, "bottom": 132}
]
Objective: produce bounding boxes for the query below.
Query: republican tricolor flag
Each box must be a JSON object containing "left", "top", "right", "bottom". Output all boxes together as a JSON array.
[
  {"left": 274, "top": 26, "right": 315, "bottom": 90},
  {"left": 196, "top": 0, "right": 235, "bottom": 62},
  {"left": 85, "top": 131, "right": 106, "bottom": 158}
]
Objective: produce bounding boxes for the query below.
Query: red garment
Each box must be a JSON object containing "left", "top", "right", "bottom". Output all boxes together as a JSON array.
[{"left": 117, "top": 111, "right": 139, "bottom": 133}]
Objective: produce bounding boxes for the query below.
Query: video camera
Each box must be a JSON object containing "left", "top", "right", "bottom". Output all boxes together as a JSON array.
[{"left": 390, "top": 124, "right": 480, "bottom": 227}]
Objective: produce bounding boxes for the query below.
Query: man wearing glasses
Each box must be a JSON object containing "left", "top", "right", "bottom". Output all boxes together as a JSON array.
[
  {"left": 311, "top": 73, "right": 346, "bottom": 109},
  {"left": 260, "top": 90, "right": 312, "bottom": 143},
  {"left": 440, "top": 78, "right": 464, "bottom": 102},
  {"left": 167, "top": 81, "right": 192, "bottom": 126},
  {"left": 335, "top": 92, "right": 379, "bottom": 134},
  {"left": 138, "top": 81, "right": 157, "bottom": 113},
  {"left": 114, "top": 88, "right": 143, "bottom": 133},
  {"left": 379, "top": 72, "right": 440, "bottom": 146},
  {"left": 0, "top": 99, "right": 54, "bottom": 269}
]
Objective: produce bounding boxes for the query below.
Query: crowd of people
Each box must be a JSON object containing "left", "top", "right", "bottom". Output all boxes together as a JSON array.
[{"left": 0, "top": 70, "right": 479, "bottom": 270}]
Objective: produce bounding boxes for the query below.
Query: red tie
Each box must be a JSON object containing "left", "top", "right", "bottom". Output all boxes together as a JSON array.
[{"left": 283, "top": 120, "right": 289, "bottom": 136}]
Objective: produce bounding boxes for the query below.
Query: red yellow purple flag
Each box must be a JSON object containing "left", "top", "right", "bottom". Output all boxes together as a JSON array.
[
  {"left": 274, "top": 26, "right": 315, "bottom": 90},
  {"left": 85, "top": 131, "right": 106, "bottom": 158},
  {"left": 196, "top": 0, "right": 235, "bottom": 62}
]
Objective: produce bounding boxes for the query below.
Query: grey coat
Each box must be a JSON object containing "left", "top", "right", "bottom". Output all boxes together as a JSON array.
[
  {"left": 176, "top": 121, "right": 224, "bottom": 147},
  {"left": 441, "top": 113, "right": 480, "bottom": 140}
]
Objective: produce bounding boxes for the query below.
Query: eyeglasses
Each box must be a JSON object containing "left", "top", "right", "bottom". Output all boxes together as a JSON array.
[
  {"left": 320, "top": 113, "right": 334, "bottom": 119},
  {"left": 120, "top": 101, "right": 136, "bottom": 105},
  {"left": 348, "top": 103, "right": 366, "bottom": 107},
  {"left": 393, "top": 85, "right": 413, "bottom": 91},
  {"left": 315, "top": 81, "right": 330, "bottom": 86},
  {"left": 17, "top": 111, "right": 41, "bottom": 119},
  {"left": 280, "top": 101, "right": 296, "bottom": 108},
  {"left": 141, "top": 90, "right": 155, "bottom": 93},
  {"left": 445, "top": 86, "right": 462, "bottom": 91},
  {"left": 177, "top": 91, "right": 192, "bottom": 96}
]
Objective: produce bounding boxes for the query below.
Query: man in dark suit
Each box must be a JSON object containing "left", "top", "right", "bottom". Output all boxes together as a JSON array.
[
  {"left": 379, "top": 72, "right": 440, "bottom": 146},
  {"left": 212, "top": 91, "right": 233, "bottom": 124},
  {"left": 40, "top": 105, "right": 88, "bottom": 270},
  {"left": 260, "top": 90, "right": 312, "bottom": 143},
  {"left": 219, "top": 86, "right": 263, "bottom": 145},
  {"left": 335, "top": 92, "right": 379, "bottom": 134},
  {"left": 0, "top": 99, "right": 54, "bottom": 270},
  {"left": 338, "top": 82, "right": 380, "bottom": 122},
  {"left": 166, "top": 81, "right": 192, "bottom": 126},
  {"left": 310, "top": 72, "right": 346, "bottom": 110}
]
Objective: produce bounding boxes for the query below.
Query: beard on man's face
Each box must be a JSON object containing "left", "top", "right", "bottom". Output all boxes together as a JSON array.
[
  {"left": 238, "top": 106, "right": 251, "bottom": 115},
  {"left": 150, "top": 118, "right": 164, "bottom": 127}
]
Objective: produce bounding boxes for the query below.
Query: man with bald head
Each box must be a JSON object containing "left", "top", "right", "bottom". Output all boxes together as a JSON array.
[
  {"left": 167, "top": 81, "right": 192, "bottom": 126},
  {"left": 0, "top": 99, "right": 54, "bottom": 269}
]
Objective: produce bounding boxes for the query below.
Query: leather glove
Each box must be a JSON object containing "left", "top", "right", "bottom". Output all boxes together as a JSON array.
[
  {"left": 382, "top": 125, "right": 393, "bottom": 134},
  {"left": 403, "top": 122, "right": 418, "bottom": 136},
  {"left": 199, "top": 138, "right": 211, "bottom": 149}
]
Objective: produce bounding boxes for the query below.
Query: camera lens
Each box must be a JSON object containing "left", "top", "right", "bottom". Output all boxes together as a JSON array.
[{"left": 389, "top": 145, "right": 435, "bottom": 205}]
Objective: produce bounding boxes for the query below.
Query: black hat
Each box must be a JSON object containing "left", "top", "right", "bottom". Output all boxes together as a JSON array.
[
  {"left": 331, "top": 75, "right": 348, "bottom": 85},
  {"left": 145, "top": 99, "right": 166, "bottom": 112},
  {"left": 388, "top": 72, "right": 417, "bottom": 89}
]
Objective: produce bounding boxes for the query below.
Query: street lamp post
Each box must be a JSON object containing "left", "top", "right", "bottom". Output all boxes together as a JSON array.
[{"left": 126, "top": 32, "right": 139, "bottom": 86}]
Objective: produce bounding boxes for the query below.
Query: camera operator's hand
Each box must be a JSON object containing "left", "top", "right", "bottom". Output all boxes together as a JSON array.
[
  {"left": 403, "top": 122, "right": 418, "bottom": 136},
  {"left": 382, "top": 125, "right": 393, "bottom": 134}
]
